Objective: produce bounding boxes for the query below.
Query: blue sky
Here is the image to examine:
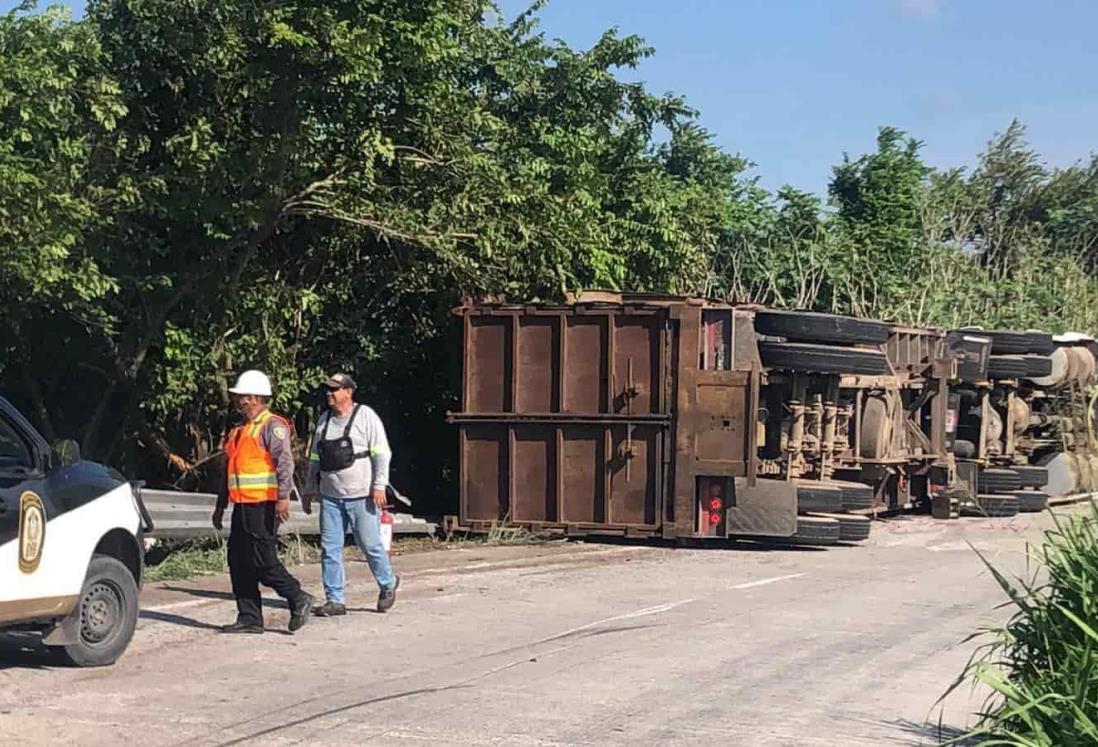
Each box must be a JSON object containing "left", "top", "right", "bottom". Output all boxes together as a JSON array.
[{"left": 8, "top": 0, "right": 1098, "bottom": 196}]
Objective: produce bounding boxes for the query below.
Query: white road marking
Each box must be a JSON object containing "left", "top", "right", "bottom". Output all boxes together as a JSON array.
[{"left": 731, "top": 572, "right": 805, "bottom": 590}]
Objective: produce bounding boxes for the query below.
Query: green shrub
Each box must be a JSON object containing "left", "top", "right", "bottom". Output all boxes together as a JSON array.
[{"left": 947, "top": 502, "right": 1098, "bottom": 745}]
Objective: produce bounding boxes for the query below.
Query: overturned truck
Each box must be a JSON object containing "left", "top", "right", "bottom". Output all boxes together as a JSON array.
[{"left": 446, "top": 293, "right": 1097, "bottom": 545}]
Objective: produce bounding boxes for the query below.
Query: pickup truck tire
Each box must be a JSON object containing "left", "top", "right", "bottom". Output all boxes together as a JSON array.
[
  {"left": 1012, "top": 465, "right": 1048, "bottom": 489},
  {"left": 796, "top": 483, "right": 844, "bottom": 513},
  {"left": 753, "top": 310, "right": 890, "bottom": 346},
  {"left": 1013, "top": 490, "right": 1049, "bottom": 512},
  {"left": 987, "top": 355, "right": 1029, "bottom": 380},
  {"left": 57, "top": 554, "right": 139, "bottom": 668},
  {"left": 758, "top": 342, "right": 889, "bottom": 376},
  {"left": 978, "top": 468, "right": 1022, "bottom": 494}
]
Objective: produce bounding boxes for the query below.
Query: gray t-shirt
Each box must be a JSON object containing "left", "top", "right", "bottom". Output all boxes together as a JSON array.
[{"left": 305, "top": 405, "right": 391, "bottom": 499}]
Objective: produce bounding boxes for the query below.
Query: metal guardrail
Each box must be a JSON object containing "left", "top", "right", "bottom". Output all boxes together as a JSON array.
[{"left": 139, "top": 489, "right": 436, "bottom": 540}]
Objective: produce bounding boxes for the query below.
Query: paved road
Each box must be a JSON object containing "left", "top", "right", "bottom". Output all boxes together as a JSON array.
[{"left": 1, "top": 506, "right": 1081, "bottom": 746}]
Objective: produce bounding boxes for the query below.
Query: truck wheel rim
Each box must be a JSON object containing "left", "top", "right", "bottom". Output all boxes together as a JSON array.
[{"left": 80, "top": 581, "right": 122, "bottom": 646}]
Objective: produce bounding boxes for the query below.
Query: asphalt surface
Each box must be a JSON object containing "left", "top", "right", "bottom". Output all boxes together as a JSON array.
[{"left": 1, "top": 506, "right": 1083, "bottom": 746}]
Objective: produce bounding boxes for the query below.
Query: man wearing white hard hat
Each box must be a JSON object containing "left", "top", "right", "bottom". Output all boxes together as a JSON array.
[{"left": 212, "top": 369, "right": 314, "bottom": 634}]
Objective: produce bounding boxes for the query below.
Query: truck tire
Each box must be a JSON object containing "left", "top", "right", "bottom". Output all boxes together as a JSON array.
[
  {"left": 1023, "top": 332, "right": 1057, "bottom": 356},
  {"left": 758, "top": 342, "right": 889, "bottom": 376},
  {"left": 796, "top": 483, "right": 844, "bottom": 512},
  {"left": 834, "top": 481, "right": 875, "bottom": 510},
  {"left": 975, "top": 494, "right": 1021, "bottom": 518},
  {"left": 968, "top": 329, "right": 1054, "bottom": 356},
  {"left": 753, "top": 310, "right": 890, "bottom": 346},
  {"left": 987, "top": 355, "right": 1029, "bottom": 380},
  {"left": 1012, "top": 465, "right": 1048, "bottom": 489},
  {"left": 1029, "top": 347, "right": 1069, "bottom": 387},
  {"left": 785, "top": 516, "right": 841, "bottom": 545},
  {"left": 1023, "top": 355, "right": 1054, "bottom": 379},
  {"left": 960, "top": 494, "right": 1020, "bottom": 518},
  {"left": 1013, "top": 490, "right": 1049, "bottom": 512},
  {"left": 56, "top": 554, "right": 139, "bottom": 668},
  {"left": 978, "top": 468, "right": 1022, "bottom": 494},
  {"left": 807, "top": 512, "right": 872, "bottom": 542}
]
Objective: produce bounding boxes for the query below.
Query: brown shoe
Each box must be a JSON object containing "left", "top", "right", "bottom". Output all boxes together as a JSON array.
[{"left": 313, "top": 601, "right": 347, "bottom": 617}]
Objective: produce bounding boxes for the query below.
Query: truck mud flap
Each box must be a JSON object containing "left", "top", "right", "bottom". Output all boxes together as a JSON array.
[{"left": 727, "top": 478, "right": 797, "bottom": 538}]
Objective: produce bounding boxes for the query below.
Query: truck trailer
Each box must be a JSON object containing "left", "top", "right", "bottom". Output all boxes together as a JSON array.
[{"left": 446, "top": 293, "right": 1097, "bottom": 544}]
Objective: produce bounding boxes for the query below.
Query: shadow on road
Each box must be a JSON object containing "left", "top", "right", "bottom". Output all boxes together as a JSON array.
[
  {"left": 140, "top": 609, "right": 222, "bottom": 631},
  {"left": 0, "top": 633, "right": 55, "bottom": 671},
  {"left": 885, "top": 717, "right": 982, "bottom": 745},
  {"left": 160, "top": 585, "right": 289, "bottom": 609}
]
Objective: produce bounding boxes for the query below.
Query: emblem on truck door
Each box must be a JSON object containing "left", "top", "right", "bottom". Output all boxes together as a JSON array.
[{"left": 18, "top": 491, "right": 46, "bottom": 574}]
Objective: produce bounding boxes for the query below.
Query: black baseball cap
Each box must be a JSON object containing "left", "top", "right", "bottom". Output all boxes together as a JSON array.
[{"left": 324, "top": 372, "right": 357, "bottom": 390}]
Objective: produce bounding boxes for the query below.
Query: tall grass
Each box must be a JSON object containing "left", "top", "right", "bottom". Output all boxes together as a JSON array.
[{"left": 946, "top": 501, "right": 1098, "bottom": 745}]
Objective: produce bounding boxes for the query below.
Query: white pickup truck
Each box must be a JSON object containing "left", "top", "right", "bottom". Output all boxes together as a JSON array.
[{"left": 0, "top": 396, "right": 152, "bottom": 666}]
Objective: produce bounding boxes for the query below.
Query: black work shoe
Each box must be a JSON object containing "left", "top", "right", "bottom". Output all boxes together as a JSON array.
[
  {"left": 288, "top": 592, "right": 315, "bottom": 633},
  {"left": 377, "top": 575, "right": 400, "bottom": 613},
  {"left": 220, "top": 621, "right": 263, "bottom": 634},
  {"left": 313, "top": 601, "right": 347, "bottom": 617}
]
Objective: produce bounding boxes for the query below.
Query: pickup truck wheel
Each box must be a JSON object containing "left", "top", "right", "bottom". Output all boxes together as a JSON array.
[
  {"left": 753, "top": 310, "right": 890, "bottom": 346},
  {"left": 56, "top": 554, "right": 138, "bottom": 668},
  {"left": 758, "top": 342, "right": 889, "bottom": 376}
]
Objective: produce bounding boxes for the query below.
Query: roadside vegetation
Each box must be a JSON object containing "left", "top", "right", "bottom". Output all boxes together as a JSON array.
[
  {"left": 143, "top": 522, "right": 552, "bottom": 581},
  {"left": 3, "top": 1, "right": 1098, "bottom": 521},
  {"left": 945, "top": 502, "right": 1098, "bottom": 745}
]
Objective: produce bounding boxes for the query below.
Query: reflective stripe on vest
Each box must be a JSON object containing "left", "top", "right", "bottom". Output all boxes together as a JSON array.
[{"left": 226, "top": 409, "right": 279, "bottom": 503}]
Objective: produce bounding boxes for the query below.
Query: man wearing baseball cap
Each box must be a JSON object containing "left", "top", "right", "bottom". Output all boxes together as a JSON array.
[{"left": 303, "top": 372, "right": 400, "bottom": 615}]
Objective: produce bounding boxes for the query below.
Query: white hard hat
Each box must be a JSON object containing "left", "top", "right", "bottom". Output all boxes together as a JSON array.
[{"left": 228, "top": 370, "right": 273, "bottom": 397}]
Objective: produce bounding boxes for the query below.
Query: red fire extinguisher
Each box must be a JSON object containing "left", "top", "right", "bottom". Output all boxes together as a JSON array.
[{"left": 380, "top": 506, "right": 394, "bottom": 557}]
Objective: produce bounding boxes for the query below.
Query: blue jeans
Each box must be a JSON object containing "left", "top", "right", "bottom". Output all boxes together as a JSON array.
[{"left": 319, "top": 496, "right": 396, "bottom": 604}]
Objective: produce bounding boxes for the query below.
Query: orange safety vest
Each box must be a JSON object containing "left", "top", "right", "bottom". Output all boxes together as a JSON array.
[{"left": 225, "top": 409, "right": 289, "bottom": 504}]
